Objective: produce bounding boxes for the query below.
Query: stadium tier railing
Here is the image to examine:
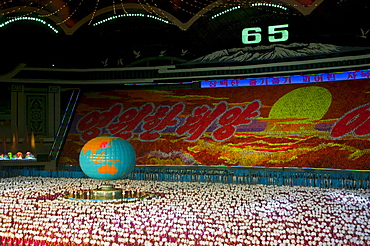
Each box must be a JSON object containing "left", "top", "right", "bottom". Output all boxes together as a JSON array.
[{"left": 1, "top": 166, "right": 369, "bottom": 189}]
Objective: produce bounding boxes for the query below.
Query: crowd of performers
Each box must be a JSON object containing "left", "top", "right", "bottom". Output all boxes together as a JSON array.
[{"left": 0, "top": 176, "right": 368, "bottom": 245}]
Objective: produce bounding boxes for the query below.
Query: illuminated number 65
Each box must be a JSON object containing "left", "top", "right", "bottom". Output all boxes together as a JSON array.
[
  {"left": 242, "top": 27, "right": 262, "bottom": 44},
  {"left": 268, "top": 24, "right": 289, "bottom": 42},
  {"left": 242, "top": 24, "right": 289, "bottom": 44}
]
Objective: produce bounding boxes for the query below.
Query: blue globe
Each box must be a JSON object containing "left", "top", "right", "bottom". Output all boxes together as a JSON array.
[{"left": 79, "top": 136, "right": 136, "bottom": 180}]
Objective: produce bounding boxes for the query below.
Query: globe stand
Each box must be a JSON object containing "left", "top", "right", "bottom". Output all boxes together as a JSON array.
[
  {"left": 63, "top": 182, "right": 154, "bottom": 203},
  {"left": 92, "top": 183, "right": 123, "bottom": 200}
]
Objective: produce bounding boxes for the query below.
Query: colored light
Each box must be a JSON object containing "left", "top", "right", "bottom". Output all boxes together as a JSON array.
[
  {"left": 250, "top": 2, "right": 288, "bottom": 11},
  {"left": 123, "top": 81, "right": 193, "bottom": 86},
  {"left": 211, "top": 6, "right": 241, "bottom": 19},
  {"left": 93, "top": 13, "right": 170, "bottom": 26},
  {"left": 49, "top": 89, "right": 81, "bottom": 160},
  {"left": 0, "top": 16, "right": 59, "bottom": 33}
]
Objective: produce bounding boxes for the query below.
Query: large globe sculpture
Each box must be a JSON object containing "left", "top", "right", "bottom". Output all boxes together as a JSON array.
[{"left": 79, "top": 136, "right": 136, "bottom": 180}]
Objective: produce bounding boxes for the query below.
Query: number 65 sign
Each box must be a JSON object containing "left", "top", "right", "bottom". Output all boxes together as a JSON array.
[{"left": 242, "top": 24, "right": 289, "bottom": 44}]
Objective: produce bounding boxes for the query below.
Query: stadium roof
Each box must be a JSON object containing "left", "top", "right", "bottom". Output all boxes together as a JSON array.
[{"left": 0, "top": 0, "right": 369, "bottom": 74}]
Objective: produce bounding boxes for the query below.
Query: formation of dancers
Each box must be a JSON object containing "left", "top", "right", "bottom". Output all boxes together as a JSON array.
[{"left": 0, "top": 176, "right": 368, "bottom": 245}]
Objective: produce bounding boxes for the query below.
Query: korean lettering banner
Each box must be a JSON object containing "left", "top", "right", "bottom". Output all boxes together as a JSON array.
[
  {"left": 60, "top": 79, "right": 370, "bottom": 170},
  {"left": 200, "top": 69, "right": 370, "bottom": 88}
]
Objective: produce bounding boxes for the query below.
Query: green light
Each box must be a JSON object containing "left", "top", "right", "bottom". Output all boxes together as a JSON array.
[
  {"left": 0, "top": 17, "right": 58, "bottom": 33},
  {"left": 93, "top": 14, "right": 170, "bottom": 26},
  {"left": 250, "top": 2, "right": 288, "bottom": 11},
  {"left": 211, "top": 6, "right": 241, "bottom": 19}
]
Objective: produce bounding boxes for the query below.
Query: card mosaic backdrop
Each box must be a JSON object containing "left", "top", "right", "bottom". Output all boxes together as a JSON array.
[{"left": 60, "top": 79, "right": 370, "bottom": 170}]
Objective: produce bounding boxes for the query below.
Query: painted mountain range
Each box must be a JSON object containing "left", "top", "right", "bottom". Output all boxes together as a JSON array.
[{"left": 186, "top": 43, "right": 370, "bottom": 65}]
